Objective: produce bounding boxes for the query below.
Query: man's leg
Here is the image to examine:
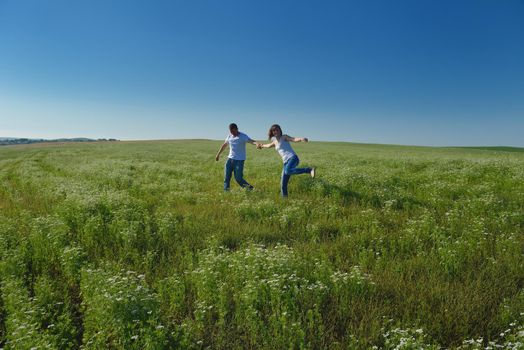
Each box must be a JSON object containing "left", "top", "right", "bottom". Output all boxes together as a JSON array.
[
  {"left": 234, "top": 160, "right": 253, "bottom": 189},
  {"left": 224, "top": 158, "right": 234, "bottom": 191}
]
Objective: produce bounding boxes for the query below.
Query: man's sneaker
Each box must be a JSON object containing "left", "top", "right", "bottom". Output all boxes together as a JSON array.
[{"left": 310, "top": 167, "right": 316, "bottom": 178}]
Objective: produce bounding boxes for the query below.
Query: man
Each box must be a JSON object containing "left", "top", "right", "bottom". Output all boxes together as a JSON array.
[{"left": 215, "top": 123, "right": 260, "bottom": 191}]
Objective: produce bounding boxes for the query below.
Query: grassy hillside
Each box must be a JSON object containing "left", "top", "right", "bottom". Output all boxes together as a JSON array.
[{"left": 1, "top": 140, "right": 523, "bottom": 349}]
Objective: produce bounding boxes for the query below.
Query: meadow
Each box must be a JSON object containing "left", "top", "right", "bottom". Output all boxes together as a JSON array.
[{"left": 0, "top": 140, "right": 523, "bottom": 349}]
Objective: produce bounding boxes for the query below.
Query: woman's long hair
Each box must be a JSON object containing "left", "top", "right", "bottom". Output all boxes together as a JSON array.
[{"left": 268, "top": 124, "right": 282, "bottom": 140}]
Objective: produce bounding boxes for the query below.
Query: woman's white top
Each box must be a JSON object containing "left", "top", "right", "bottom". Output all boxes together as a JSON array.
[{"left": 275, "top": 137, "right": 296, "bottom": 163}]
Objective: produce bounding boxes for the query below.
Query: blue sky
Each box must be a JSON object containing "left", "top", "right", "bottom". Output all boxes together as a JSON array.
[{"left": 1, "top": 0, "right": 523, "bottom": 146}]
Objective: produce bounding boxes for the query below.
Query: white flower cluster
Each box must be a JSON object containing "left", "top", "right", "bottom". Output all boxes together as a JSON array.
[{"left": 380, "top": 326, "right": 439, "bottom": 350}]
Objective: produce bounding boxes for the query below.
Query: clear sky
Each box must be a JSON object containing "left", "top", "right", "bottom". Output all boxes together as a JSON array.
[{"left": 1, "top": 0, "right": 523, "bottom": 146}]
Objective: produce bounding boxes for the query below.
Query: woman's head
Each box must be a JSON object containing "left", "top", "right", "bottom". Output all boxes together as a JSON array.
[{"left": 268, "top": 124, "right": 282, "bottom": 140}]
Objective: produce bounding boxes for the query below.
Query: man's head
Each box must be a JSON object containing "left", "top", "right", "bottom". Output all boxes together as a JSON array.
[{"left": 229, "top": 123, "right": 239, "bottom": 136}]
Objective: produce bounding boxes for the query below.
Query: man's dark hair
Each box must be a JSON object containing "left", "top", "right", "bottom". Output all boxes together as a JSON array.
[{"left": 229, "top": 123, "right": 238, "bottom": 130}]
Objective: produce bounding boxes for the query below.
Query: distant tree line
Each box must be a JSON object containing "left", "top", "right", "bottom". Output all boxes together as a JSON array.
[{"left": 0, "top": 138, "right": 119, "bottom": 146}]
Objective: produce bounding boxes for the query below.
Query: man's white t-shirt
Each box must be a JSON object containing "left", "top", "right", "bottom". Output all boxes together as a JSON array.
[{"left": 226, "top": 132, "right": 251, "bottom": 160}]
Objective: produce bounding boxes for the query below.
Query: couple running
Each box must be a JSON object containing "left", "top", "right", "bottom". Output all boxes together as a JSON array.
[{"left": 215, "top": 123, "right": 316, "bottom": 197}]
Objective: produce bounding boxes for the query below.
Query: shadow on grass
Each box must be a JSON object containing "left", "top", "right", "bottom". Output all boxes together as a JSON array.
[
  {"left": 297, "top": 178, "right": 362, "bottom": 206},
  {"left": 297, "top": 178, "right": 427, "bottom": 210}
]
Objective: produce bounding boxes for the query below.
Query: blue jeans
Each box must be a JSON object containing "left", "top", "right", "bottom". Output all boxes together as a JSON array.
[
  {"left": 281, "top": 155, "right": 311, "bottom": 197},
  {"left": 224, "top": 158, "right": 253, "bottom": 191}
]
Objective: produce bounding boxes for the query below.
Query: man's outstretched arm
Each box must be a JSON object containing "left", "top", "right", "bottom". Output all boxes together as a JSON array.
[
  {"left": 215, "top": 142, "right": 228, "bottom": 161},
  {"left": 248, "top": 138, "right": 262, "bottom": 148}
]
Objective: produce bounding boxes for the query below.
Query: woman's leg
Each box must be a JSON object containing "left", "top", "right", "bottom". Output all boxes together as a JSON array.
[
  {"left": 281, "top": 156, "right": 312, "bottom": 197},
  {"left": 281, "top": 167, "right": 291, "bottom": 197},
  {"left": 284, "top": 156, "right": 311, "bottom": 176}
]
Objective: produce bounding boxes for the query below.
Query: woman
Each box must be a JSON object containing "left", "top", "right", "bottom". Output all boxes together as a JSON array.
[{"left": 258, "top": 124, "right": 315, "bottom": 197}]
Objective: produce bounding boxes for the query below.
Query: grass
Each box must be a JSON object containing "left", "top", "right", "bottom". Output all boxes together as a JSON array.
[{"left": 0, "top": 140, "right": 523, "bottom": 349}]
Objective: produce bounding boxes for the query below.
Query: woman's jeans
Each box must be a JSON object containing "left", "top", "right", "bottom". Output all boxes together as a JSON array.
[
  {"left": 281, "top": 155, "right": 311, "bottom": 197},
  {"left": 224, "top": 158, "right": 253, "bottom": 191}
]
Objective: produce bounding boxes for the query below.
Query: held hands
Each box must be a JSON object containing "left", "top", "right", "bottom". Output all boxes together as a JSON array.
[{"left": 256, "top": 143, "right": 263, "bottom": 149}]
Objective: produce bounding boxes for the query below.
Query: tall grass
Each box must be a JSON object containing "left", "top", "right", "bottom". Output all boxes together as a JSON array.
[{"left": 0, "top": 140, "right": 523, "bottom": 349}]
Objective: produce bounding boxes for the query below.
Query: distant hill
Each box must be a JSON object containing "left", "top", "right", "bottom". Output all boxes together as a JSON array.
[
  {"left": 452, "top": 146, "right": 524, "bottom": 153},
  {"left": 0, "top": 137, "right": 119, "bottom": 146},
  {"left": 0, "top": 137, "right": 20, "bottom": 141}
]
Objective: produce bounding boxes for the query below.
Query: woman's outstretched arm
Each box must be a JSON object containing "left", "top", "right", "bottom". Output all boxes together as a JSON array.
[
  {"left": 284, "top": 135, "right": 308, "bottom": 142},
  {"left": 257, "top": 140, "right": 276, "bottom": 149}
]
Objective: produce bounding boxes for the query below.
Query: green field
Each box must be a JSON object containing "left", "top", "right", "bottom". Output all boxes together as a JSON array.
[{"left": 0, "top": 140, "right": 523, "bottom": 349}]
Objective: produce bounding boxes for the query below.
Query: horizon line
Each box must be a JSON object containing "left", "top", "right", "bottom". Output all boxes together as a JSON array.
[{"left": 2, "top": 136, "right": 523, "bottom": 150}]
